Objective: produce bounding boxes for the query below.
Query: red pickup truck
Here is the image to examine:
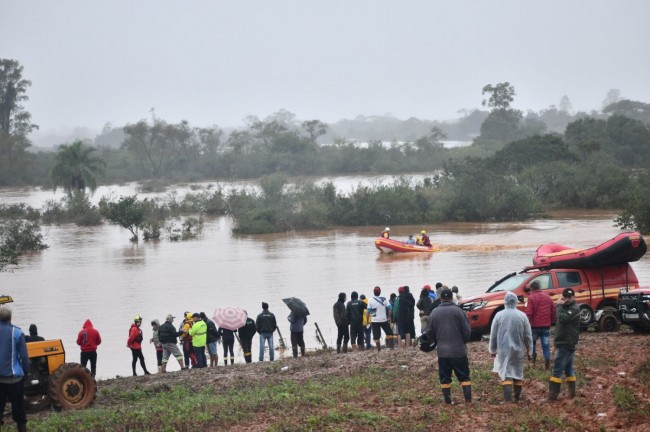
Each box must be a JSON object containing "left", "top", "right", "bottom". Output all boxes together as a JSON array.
[{"left": 459, "top": 263, "right": 639, "bottom": 339}]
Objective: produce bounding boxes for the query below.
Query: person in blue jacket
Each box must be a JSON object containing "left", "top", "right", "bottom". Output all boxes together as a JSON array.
[{"left": 0, "top": 307, "right": 30, "bottom": 432}]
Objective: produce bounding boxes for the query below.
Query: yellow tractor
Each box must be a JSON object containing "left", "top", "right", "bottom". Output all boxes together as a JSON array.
[{"left": 1, "top": 295, "right": 96, "bottom": 411}]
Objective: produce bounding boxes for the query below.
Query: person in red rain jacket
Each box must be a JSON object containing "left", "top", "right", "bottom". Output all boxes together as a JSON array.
[
  {"left": 76, "top": 319, "right": 102, "bottom": 377},
  {"left": 127, "top": 315, "right": 151, "bottom": 376},
  {"left": 525, "top": 280, "right": 557, "bottom": 369}
]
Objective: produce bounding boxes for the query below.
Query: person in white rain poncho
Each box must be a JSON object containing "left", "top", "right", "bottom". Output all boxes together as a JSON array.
[{"left": 489, "top": 291, "right": 533, "bottom": 403}]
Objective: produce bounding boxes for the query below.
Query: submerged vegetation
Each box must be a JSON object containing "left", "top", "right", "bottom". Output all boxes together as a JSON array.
[{"left": 2, "top": 58, "right": 650, "bottom": 233}]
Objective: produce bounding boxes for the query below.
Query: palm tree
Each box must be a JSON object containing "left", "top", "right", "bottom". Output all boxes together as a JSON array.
[{"left": 50, "top": 140, "right": 106, "bottom": 198}]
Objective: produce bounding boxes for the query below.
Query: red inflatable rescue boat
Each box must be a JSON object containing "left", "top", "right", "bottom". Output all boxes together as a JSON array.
[{"left": 374, "top": 238, "right": 438, "bottom": 254}]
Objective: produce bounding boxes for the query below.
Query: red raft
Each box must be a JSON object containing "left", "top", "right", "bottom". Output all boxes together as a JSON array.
[
  {"left": 374, "top": 238, "right": 438, "bottom": 254},
  {"left": 532, "top": 232, "right": 647, "bottom": 269}
]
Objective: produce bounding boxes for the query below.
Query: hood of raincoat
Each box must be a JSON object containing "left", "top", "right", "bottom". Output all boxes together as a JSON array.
[{"left": 504, "top": 292, "right": 518, "bottom": 309}]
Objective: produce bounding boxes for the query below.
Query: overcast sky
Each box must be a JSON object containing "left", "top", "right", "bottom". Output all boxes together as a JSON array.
[{"left": 2, "top": 0, "right": 649, "bottom": 138}]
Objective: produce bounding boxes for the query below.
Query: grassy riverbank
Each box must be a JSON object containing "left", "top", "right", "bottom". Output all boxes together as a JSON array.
[{"left": 9, "top": 330, "right": 650, "bottom": 432}]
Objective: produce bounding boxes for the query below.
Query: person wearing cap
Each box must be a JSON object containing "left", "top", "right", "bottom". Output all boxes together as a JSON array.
[
  {"left": 76, "top": 319, "right": 101, "bottom": 377},
  {"left": 425, "top": 288, "right": 472, "bottom": 404},
  {"left": 333, "top": 292, "right": 349, "bottom": 354},
  {"left": 489, "top": 292, "right": 533, "bottom": 403},
  {"left": 417, "top": 286, "right": 434, "bottom": 334},
  {"left": 189, "top": 313, "right": 208, "bottom": 368},
  {"left": 346, "top": 291, "right": 366, "bottom": 351},
  {"left": 256, "top": 302, "right": 277, "bottom": 362},
  {"left": 158, "top": 314, "right": 186, "bottom": 372},
  {"left": 405, "top": 234, "right": 416, "bottom": 245},
  {"left": 200, "top": 312, "right": 220, "bottom": 367},
  {"left": 548, "top": 287, "right": 581, "bottom": 401},
  {"left": 127, "top": 315, "right": 151, "bottom": 376},
  {"left": 0, "top": 307, "right": 30, "bottom": 432},
  {"left": 381, "top": 227, "right": 390, "bottom": 239},
  {"left": 367, "top": 286, "right": 395, "bottom": 351},
  {"left": 238, "top": 311, "right": 256, "bottom": 363},
  {"left": 525, "top": 280, "right": 556, "bottom": 370}
]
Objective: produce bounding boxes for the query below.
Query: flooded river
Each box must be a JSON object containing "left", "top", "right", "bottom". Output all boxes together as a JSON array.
[{"left": 1, "top": 184, "right": 649, "bottom": 379}]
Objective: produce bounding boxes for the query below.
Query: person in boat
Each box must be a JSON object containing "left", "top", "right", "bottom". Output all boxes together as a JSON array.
[
  {"left": 381, "top": 227, "right": 390, "bottom": 239},
  {"left": 405, "top": 234, "right": 416, "bottom": 245},
  {"left": 421, "top": 230, "right": 432, "bottom": 247}
]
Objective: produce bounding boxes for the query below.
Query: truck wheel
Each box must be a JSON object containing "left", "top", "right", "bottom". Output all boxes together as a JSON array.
[
  {"left": 49, "top": 363, "right": 96, "bottom": 410},
  {"left": 597, "top": 314, "right": 620, "bottom": 332},
  {"left": 578, "top": 305, "right": 594, "bottom": 329}
]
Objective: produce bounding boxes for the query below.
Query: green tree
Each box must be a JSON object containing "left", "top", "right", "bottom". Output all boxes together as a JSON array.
[
  {"left": 301, "top": 119, "right": 328, "bottom": 145},
  {"left": 603, "top": 99, "right": 650, "bottom": 124},
  {"left": 482, "top": 82, "right": 516, "bottom": 110},
  {"left": 50, "top": 140, "right": 106, "bottom": 198},
  {"left": 616, "top": 171, "right": 650, "bottom": 234},
  {"left": 414, "top": 126, "right": 447, "bottom": 152},
  {"left": 0, "top": 219, "right": 48, "bottom": 271},
  {"left": 0, "top": 59, "right": 38, "bottom": 185},
  {"left": 99, "top": 195, "right": 146, "bottom": 241}
]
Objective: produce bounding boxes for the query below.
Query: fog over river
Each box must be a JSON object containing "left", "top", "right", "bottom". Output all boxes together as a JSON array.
[{"left": 1, "top": 183, "right": 648, "bottom": 379}]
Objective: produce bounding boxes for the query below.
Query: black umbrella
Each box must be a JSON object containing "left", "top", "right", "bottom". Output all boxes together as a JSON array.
[{"left": 282, "top": 297, "right": 310, "bottom": 316}]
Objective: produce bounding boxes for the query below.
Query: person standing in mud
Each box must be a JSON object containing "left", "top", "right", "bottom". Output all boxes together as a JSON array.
[
  {"left": 333, "top": 292, "right": 349, "bottom": 353},
  {"left": 238, "top": 312, "right": 256, "bottom": 363},
  {"left": 346, "top": 291, "right": 366, "bottom": 351},
  {"left": 150, "top": 319, "right": 163, "bottom": 373},
  {"left": 425, "top": 289, "right": 472, "bottom": 404},
  {"left": 548, "top": 288, "right": 581, "bottom": 401},
  {"left": 489, "top": 292, "right": 533, "bottom": 403},
  {"left": 397, "top": 285, "right": 416, "bottom": 348},
  {"left": 368, "top": 286, "right": 394, "bottom": 351},
  {"left": 218, "top": 326, "right": 236, "bottom": 366},
  {"left": 417, "top": 286, "right": 434, "bottom": 334},
  {"left": 127, "top": 315, "right": 151, "bottom": 376},
  {"left": 525, "top": 280, "right": 556, "bottom": 370},
  {"left": 189, "top": 313, "right": 207, "bottom": 368},
  {"left": 76, "top": 319, "right": 102, "bottom": 377},
  {"left": 0, "top": 307, "right": 30, "bottom": 432},
  {"left": 288, "top": 311, "right": 307, "bottom": 358},
  {"left": 360, "top": 295, "right": 372, "bottom": 349},
  {"left": 256, "top": 302, "right": 277, "bottom": 362},
  {"left": 158, "top": 314, "right": 186, "bottom": 372},
  {"left": 200, "top": 312, "right": 220, "bottom": 367}
]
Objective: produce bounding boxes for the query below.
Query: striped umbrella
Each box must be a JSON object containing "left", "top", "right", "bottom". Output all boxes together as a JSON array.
[{"left": 212, "top": 306, "right": 247, "bottom": 331}]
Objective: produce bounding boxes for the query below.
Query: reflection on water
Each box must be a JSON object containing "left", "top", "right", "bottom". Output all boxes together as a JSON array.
[{"left": 1, "top": 187, "right": 649, "bottom": 379}]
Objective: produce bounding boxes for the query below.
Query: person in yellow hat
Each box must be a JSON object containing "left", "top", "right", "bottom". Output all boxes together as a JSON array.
[
  {"left": 420, "top": 230, "right": 432, "bottom": 247},
  {"left": 180, "top": 312, "right": 197, "bottom": 368},
  {"left": 381, "top": 227, "right": 390, "bottom": 239}
]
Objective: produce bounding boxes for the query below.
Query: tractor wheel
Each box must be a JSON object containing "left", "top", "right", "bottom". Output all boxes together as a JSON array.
[
  {"left": 597, "top": 313, "right": 621, "bottom": 333},
  {"left": 48, "top": 363, "right": 96, "bottom": 410}
]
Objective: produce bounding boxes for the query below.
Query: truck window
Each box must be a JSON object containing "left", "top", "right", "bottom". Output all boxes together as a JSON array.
[
  {"left": 557, "top": 271, "right": 582, "bottom": 288},
  {"left": 531, "top": 274, "right": 553, "bottom": 290}
]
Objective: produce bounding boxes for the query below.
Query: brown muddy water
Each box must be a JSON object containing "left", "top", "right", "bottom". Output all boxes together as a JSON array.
[{"left": 1, "top": 185, "right": 649, "bottom": 379}]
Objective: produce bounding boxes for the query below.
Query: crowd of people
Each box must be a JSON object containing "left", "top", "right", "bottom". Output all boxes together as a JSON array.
[{"left": 0, "top": 282, "right": 581, "bottom": 430}]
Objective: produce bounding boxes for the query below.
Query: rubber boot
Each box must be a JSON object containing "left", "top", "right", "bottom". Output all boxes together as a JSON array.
[
  {"left": 513, "top": 380, "right": 523, "bottom": 402},
  {"left": 300, "top": 346, "right": 305, "bottom": 356},
  {"left": 224, "top": 358, "right": 228, "bottom": 366},
  {"left": 461, "top": 383, "right": 472, "bottom": 403},
  {"left": 375, "top": 340, "right": 381, "bottom": 352},
  {"left": 566, "top": 379, "right": 576, "bottom": 398},
  {"left": 544, "top": 358, "right": 551, "bottom": 371},
  {"left": 336, "top": 343, "right": 341, "bottom": 354},
  {"left": 441, "top": 386, "right": 452, "bottom": 404},
  {"left": 292, "top": 347, "right": 298, "bottom": 358},
  {"left": 230, "top": 358, "right": 234, "bottom": 365},
  {"left": 548, "top": 379, "right": 562, "bottom": 401},
  {"left": 502, "top": 381, "right": 513, "bottom": 403},
  {"left": 144, "top": 369, "right": 151, "bottom": 375},
  {"left": 244, "top": 353, "right": 252, "bottom": 363}
]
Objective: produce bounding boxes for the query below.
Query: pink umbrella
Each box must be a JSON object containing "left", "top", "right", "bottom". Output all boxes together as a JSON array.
[{"left": 212, "top": 306, "right": 247, "bottom": 331}]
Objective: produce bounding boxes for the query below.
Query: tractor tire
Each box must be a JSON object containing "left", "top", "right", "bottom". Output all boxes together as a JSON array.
[
  {"left": 49, "top": 363, "right": 96, "bottom": 411},
  {"left": 597, "top": 313, "right": 621, "bottom": 333}
]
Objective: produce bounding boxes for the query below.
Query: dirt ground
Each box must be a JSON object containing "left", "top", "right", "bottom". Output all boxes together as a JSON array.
[{"left": 71, "top": 328, "right": 649, "bottom": 431}]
